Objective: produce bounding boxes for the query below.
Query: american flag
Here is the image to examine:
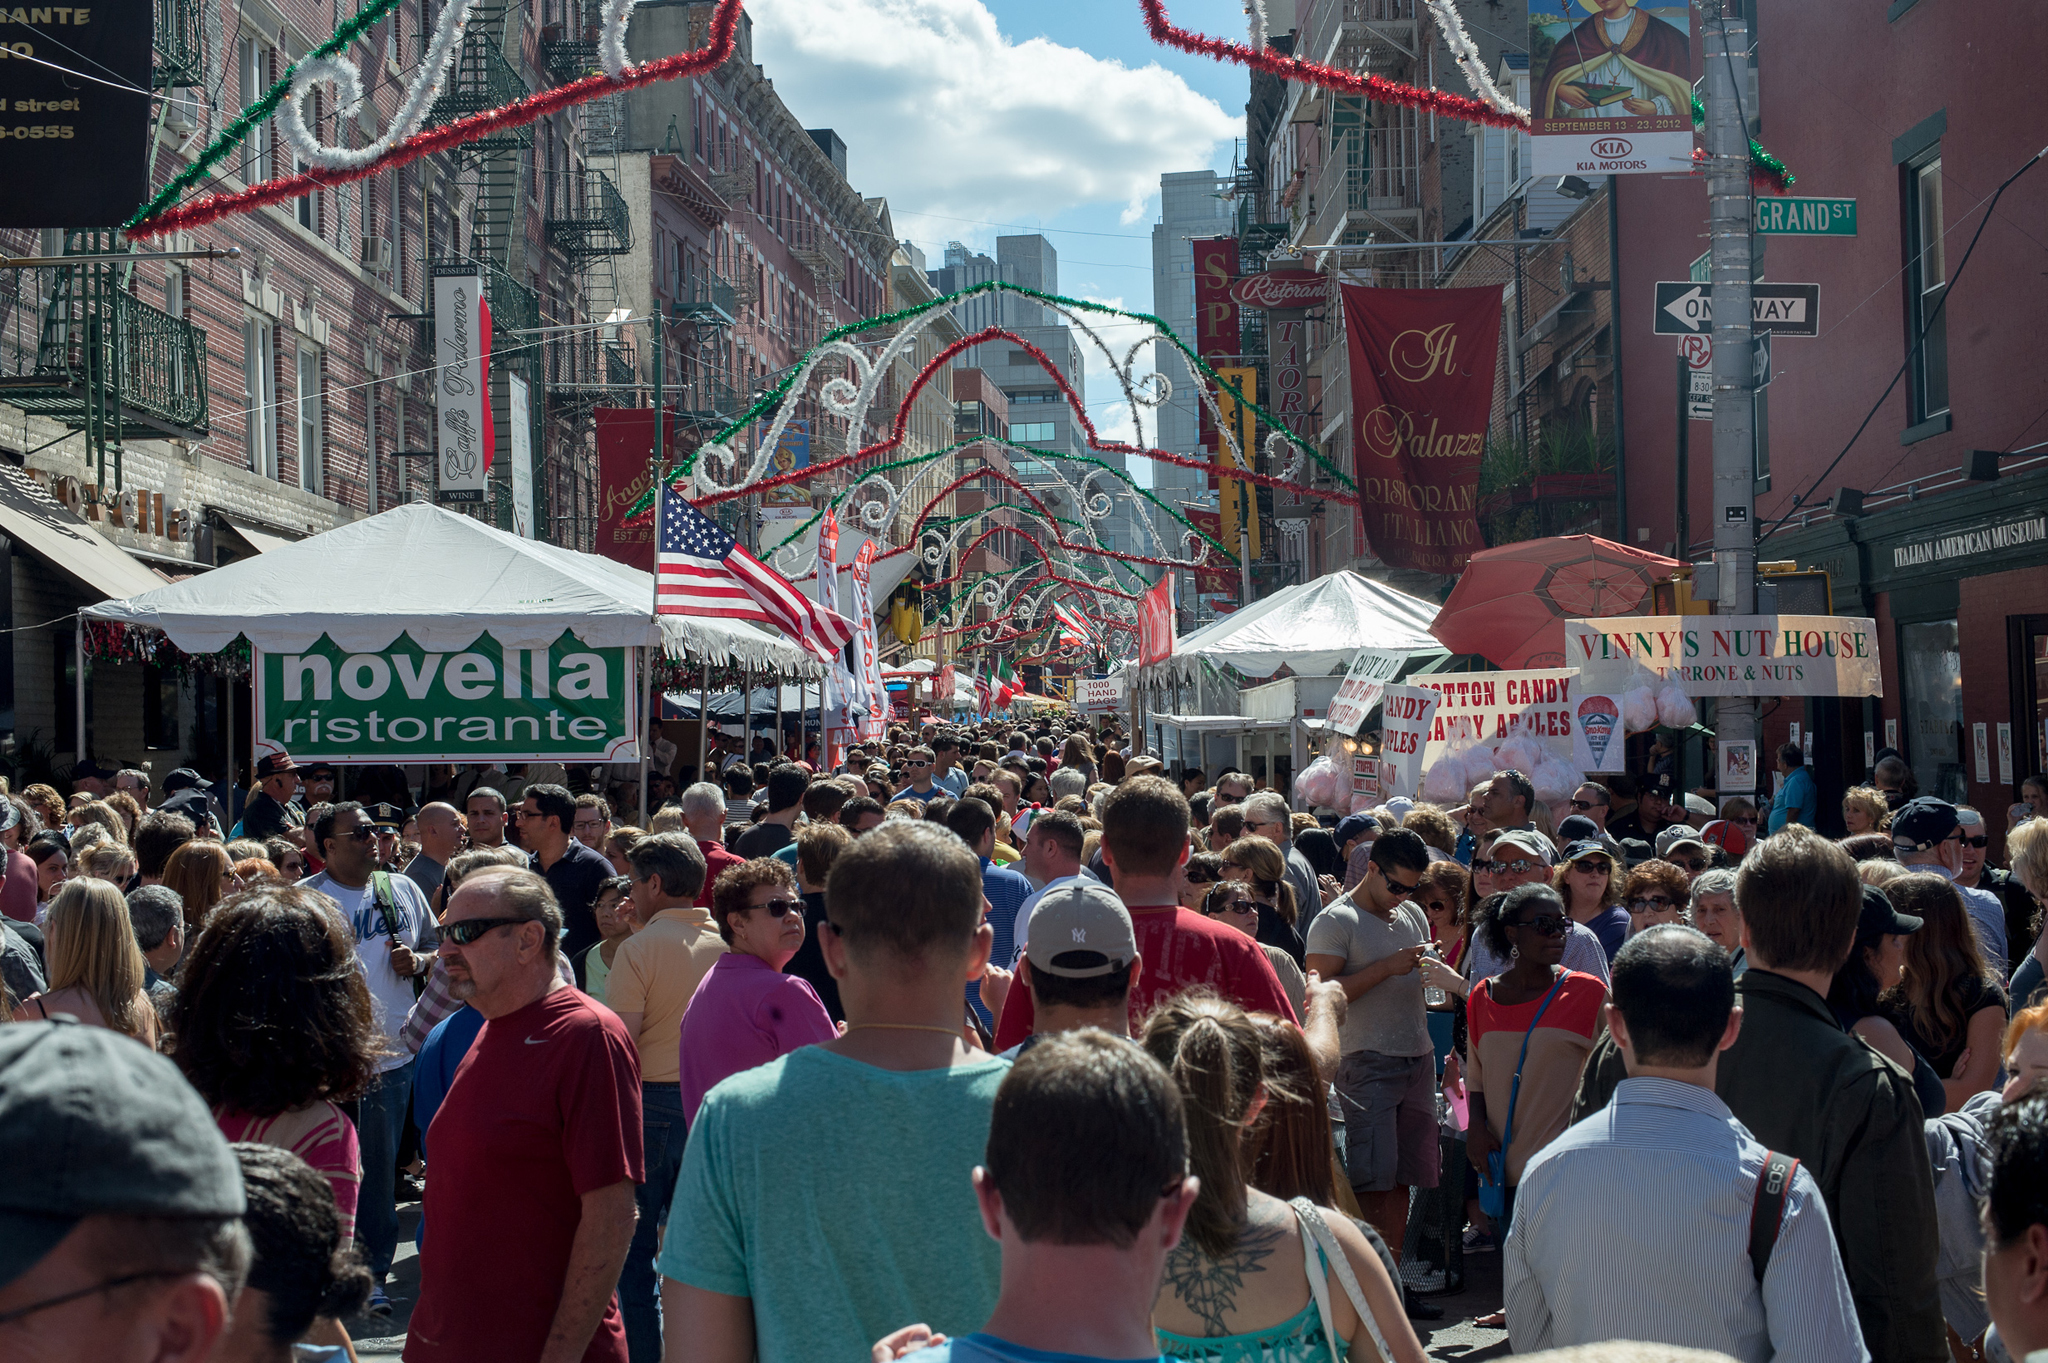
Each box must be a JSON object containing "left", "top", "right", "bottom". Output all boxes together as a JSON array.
[{"left": 656, "top": 486, "right": 854, "bottom": 662}]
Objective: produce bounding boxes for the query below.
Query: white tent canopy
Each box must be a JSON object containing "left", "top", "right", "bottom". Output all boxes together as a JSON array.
[
  {"left": 1145, "top": 570, "right": 1440, "bottom": 684},
  {"left": 82, "top": 502, "right": 824, "bottom": 677}
]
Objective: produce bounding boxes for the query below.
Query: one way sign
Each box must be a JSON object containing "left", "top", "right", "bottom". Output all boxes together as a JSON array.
[{"left": 1653, "top": 282, "right": 1820, "bottom": 337}]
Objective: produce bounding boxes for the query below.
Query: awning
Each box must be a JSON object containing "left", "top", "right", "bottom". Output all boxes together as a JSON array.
[
  {"left": 0, "top": 463, "right": 163, "bottom": 601},
  {"left": 216, "top": 513, "right": 300, "bottom": 555}
]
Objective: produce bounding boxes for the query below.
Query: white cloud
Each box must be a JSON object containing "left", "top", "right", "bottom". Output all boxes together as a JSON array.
[{"left": 744, "top": 0, "right": 1237, "bottom": 232}]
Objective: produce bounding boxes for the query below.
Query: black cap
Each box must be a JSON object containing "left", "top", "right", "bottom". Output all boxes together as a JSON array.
[
  {"left": 366, "top": 802, "right": 408, "bottom": 830},
  {"left": 1859, "top": 883, "right": 1923, "bottom": 936},
  {"left": 1619, "top": 837, "right": 1655, "bottom": 868},
  {"left": 1892, "top": 797, "right": 1960, "bottom": 854},
  {"left": 1334, "top": 813, "right": 1379, "bottom": 845},
  {"left": 301, "top": 761, "right": 338, "bottom": 780},
  {"left": 161, "top": 767, "right": 211, "bottom": 793},
  {"left": 0, "top": 1020, "right": 244, "bottom": 1289},
  {"left": 69, "top": 758, "right": 113, "bottom": 782},
  {"left": 1555, "top": 814, "right": 1602, "bottom": 843}
]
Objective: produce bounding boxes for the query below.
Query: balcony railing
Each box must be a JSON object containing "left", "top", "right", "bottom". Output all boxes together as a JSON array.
[
  {"left": 674, "top": 272, "right": 735, "bottom": 328},
  {"left": 543, "top": 334, "right": 636, "bottom": 398},
  {"left": 539, "top": 0, "right": 606, "bottom": 84},
  {"left": 426, "top": 38, "right": 533, "bottom": 153},
  {"left": 0, "top": 251, "right": 208, "bottom": 440},
  {"left": 153, "top": 0, "right": 204, "bottom": 87},
  {"left": 674, "top": 373, "right": 737, "bottom": 426},
  {"left": 545, "top": 169, "right": 632, "bottom": 258}
]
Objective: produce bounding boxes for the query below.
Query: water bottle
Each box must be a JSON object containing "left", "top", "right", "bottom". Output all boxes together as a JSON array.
[{"left": 1422, "top": 943, "right": 1448, "bottom": 1008}]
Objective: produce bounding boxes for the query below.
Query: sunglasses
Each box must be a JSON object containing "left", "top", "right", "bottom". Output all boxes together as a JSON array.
[
  {"left": 1383, "top": 870, "right": 1423, "bottom": 893},
  {"left": 1511, "top": 913, "right": 1569, "bottom": 936},
  {"left": 752, "top": 897, "right": 804, "bottom": 917},
  {"left": 1480, "top": 859, "right": 1540, "bottom": 876},
  {"left": 1961, "top": 835, "right": 1989, "bottom": 849},
  {"left": 1671, "top": 856, "right": 1708, "bottom": 872},
  {"left": 442, "top": 915, "right": 529, "bottom": 945},
  {"left": 906, "top": 760, "right": 930, "bottom": 768},
  {"left": 1628, "top": 895, "right": 1676, "bottom": 912},
  {"left": 1570, "top": 859, "right": 1612, "bottom": 874},
  {"left": 1205, "top": 897, "right": 1258, "bottom": 915},
  {"left": 344, "top": 825, "right": 379, "bottom": 842},
  {"left": 1569, "top": 799, "right": 1598, "bottom": 811}
]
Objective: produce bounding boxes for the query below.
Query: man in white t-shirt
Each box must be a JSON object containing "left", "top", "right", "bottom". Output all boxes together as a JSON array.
[
  {"left": 1011, "top": 810, "right": 1097, "bottom": 955},
  {"left": 301, "top": 800, "right": 434, "bottom": 1315}
]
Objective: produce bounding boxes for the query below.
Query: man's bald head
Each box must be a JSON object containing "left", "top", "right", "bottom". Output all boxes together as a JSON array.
[{"left": 417, "top": 802, "right": 466, "bottom": 861}]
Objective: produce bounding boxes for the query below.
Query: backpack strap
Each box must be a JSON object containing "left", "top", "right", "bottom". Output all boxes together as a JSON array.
[
  {"left": 369, "top": 871, "right": 403, "bottom": 944},
  {"left": 1748, "top": 1150, "right": 1799, "bottom": 1283}
]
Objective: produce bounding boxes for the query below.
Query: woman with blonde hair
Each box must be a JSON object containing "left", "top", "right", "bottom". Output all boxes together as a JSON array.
[
  {"left": 2001, "top": 817, "right": 2048, "bottom": 1009},
  {"left": 20, "top": 782, "right": 64, "bottom": 832},
  {"left": 83, "top": 843, "right": 138, "bottom": 885},
  {"left": 105, "top": 790, "right": 145, "bottom": 840},
  {"left": 1881, "top": 872, "right": 2008, "bottom": 1110},
  {"left": 1842, "top": 786, "right": 1891, "bottom": 836},
  {"left": 1220, "top": 833, "right": 1304, "bottom": 963},
  {"left": 1143, "top": 992, "right": 1425, "bottom": 1363},
  {"left": 164, "top": 838, "right": 235, "bottom": 933},
  {"left": 16, "top": 877, "right": 157, "bottom": 1047},
  {"left": 66, "top": 799, "right": 126, "bottom": 846}
]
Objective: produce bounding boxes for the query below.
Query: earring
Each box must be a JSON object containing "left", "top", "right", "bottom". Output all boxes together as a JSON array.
[{"left": 1510, "top": 945, "right": 1520, "bottom": 962}]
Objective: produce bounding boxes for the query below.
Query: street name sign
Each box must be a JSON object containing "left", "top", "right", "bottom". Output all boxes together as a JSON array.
[{"left": 1753, "top": 197, "right": 1856, "bottom": 236}]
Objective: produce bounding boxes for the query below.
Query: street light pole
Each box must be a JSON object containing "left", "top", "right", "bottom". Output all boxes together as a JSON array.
[{"left": 1706, "top": 0, "right": 1757, "bottom": 759}]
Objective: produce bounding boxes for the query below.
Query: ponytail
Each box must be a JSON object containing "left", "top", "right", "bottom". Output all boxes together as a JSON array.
[{"left": 1141, "top": 990, "right": 1263, "bottom": 1259}]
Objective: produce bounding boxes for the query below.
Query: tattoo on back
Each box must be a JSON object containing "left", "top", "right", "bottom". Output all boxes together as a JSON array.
[{"left": 1162, "top": 1220, "right": 1286, "bottom": 1336}]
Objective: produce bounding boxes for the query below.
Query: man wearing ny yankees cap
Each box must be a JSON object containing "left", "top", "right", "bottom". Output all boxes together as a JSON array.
[{"left": 1000, "top": 881, "right": 1144, "bottom": 1059}]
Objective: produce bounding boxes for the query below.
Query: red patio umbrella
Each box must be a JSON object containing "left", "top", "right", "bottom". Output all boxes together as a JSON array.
[{"left": 1430, "top": 535, "right": 1681, "bottom": 669}]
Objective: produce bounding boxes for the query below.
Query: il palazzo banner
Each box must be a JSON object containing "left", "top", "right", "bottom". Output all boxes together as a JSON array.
[{"left": 1341, "top": 285, "right": 1502, "bottom": 575}]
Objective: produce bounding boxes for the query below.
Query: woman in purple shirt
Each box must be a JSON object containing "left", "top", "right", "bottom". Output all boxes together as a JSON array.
[{"left": 677, "top": 858, "right": 838, "bottom": 1124}]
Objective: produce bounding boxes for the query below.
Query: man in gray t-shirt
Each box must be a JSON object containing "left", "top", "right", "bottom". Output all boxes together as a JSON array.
[{"left": 1304, "top": 827, "right": 1438, "bottom": 1254}]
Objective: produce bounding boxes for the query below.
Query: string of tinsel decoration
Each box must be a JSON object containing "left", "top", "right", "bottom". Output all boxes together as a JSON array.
[
  {"left": 1138, "top": 0, "right": 1523, "bottom": 129},
  {"left": 625, "top": 281, "right": 1348, "bottom": 520},
  {"left": 84, "top": 622, "right": 252, "bottom": 677},
  {"left": 128, "top": 0, "right": 743, "bottom": 237},
  {"left": 1687, "top": 96, "right": 1795, "bottom": 193},
  {"left": 278, "top": 0, "right": 478, "bottom": 172},
  {"left": 1418, "top": 0, "right": 1528, "bottom": 120}
]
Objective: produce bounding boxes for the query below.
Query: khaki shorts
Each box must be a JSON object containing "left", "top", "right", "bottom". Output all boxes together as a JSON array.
[{"left": 1335, "top": 1049, "right": 1441, "bottom": 1194}]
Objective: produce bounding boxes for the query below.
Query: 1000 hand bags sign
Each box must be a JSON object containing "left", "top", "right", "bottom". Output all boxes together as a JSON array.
[{"left": 258, "top": 631, "right": 637, "bottom": 762}]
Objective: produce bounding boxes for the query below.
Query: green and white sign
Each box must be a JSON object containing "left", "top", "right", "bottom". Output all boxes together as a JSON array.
[
  {"left": 257, "top": 631, "right": 638, "bottom": 762},
  {"left": 1753, "top": 197, "right": 1856, "bottom": 236}
]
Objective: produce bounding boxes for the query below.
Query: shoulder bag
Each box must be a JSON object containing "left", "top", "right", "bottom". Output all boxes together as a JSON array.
[{"left": 1476, "top": 970, "right": 1568, "bottom": 1220}]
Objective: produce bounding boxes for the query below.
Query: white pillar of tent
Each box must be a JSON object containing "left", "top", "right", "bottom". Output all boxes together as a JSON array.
[{"left": 696, "top": 663, "right": 710, "bottom": 783}]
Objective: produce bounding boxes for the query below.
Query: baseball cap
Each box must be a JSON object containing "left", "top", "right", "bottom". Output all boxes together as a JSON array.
[
  {"left": 0, "top": 1020, "right": 245, "bottom": 1289},
  {"left": 1683, "top": 793, "right": 1717, "bottom": 820},
  {"left": 301, "top": 760, "right": 338, "bottom": 780},
  {"left": 1334, "top": 813, "right": 1379, "bottom": 846},
  {"left": 1700, "top": 819, "right": 1750, "bottom": 858},
  {"left": 252, "top": 739, "right": 298, "bottom": 780},
  {"left": 69, "top": 758, "right": 113, "bottom": 782},
  {"left": 1858, "top": 883, "right": 1923, "bottom": 936},
  {"left": 1618, "top": 837, "right": 1655, "bottom": 868},
  {"left": 161, "top": 767, "right": 212, "bottom": 793},
  {"left": 1656, "top": 826, "right": 1708, "bottom": 859},
  {"left": 1892, "top": 797, "right": 1961, "bottom": 854},
  {"left": 0, "top": 799, "right": 18, "bottom": 834},
  {"left": 1023, "top": 882, "right": 1137, "bottom": 979},
  {"left": 1555, "top": 814, "right": 1602, "bottom": 844},
  {"left": 1492, "top": 829, "right": 1556, "bottom": 866},
  {"left": 1561, "top": 839, "right": 1611, "bottom": 865},
  {"left": 366, "top": 802, "right": 408, "bottom": 830},
  {"left": 1382, "top": 796, "right": 1415, "bottom": 820}
]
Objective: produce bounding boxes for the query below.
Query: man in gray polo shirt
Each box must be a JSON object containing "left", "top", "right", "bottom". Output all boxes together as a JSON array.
[{"left": 1305, "top": 827, "right": 1438, "bottom": 1262}]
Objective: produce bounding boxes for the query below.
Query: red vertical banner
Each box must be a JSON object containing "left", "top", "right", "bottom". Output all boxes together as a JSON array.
[
  {"left": 1340, "top": 285, "right": 1503, "bottom": 575},
  {"left": 594, "top": 407, "right": 661, "bottom": 572},
  {"left": 1191, "top": 237, "right": 1240, "bottom": 445},
  {"left": 1138, "top": 573, "right": 1176, "bottom": 667},
  {"left": 1183, "top": 508, "right": 1237, "bottom": 596}
]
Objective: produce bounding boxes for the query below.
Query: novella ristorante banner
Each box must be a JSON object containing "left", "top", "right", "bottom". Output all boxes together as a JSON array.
[{"left": 1341, "top": 285, "right": 1501, "bottom": 575}]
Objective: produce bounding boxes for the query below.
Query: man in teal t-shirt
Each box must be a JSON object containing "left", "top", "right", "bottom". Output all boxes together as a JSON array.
[{"left": 661, "top": 821, "right": 1007, "bottom": 1361}]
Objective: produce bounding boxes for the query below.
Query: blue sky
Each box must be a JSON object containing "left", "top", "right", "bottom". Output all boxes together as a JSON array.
[{"left": 745, "top": 0, "right": 1256, "bottom": 480}]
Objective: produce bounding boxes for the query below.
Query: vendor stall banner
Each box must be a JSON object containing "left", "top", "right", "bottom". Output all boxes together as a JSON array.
[
  {"left": 1379, "top": 685, "right": 1440, "bottom": 799},
  {"left": 1571, "top": 693, "right": 1627, "bottom": 773},
  {"left": 1078, "top": 675, "right": 1127, "bottom": 712},
  {"left": 257, "top": 630, "right": 635, "bottom": 763},
  {"left": 1325, "top": 647, "right": 1410, "bottom": 737},
  {"left": 1415, "top": 668, "right": 1580, "bottom": 768},
  {"left": 593, "top": 407, "right": 661, "bottom": 571},
  {"left": 1529, "top": 0, "right": 1695, "bottom": 178},
  {"left": 1565, "top": 615, "right": 1884, "bottom": 697},
  {"left": 1139, "top": 573, "right": 1176, "bottom": 667},
  {"left": 433, "top": 268, "right": 494, "bottom": 505},
  {"left": 1340, "top": 285, "right": 1501, "bottom": 575},
  {"left": 851, "top": 542, "right": 887, "bottom": 741}
]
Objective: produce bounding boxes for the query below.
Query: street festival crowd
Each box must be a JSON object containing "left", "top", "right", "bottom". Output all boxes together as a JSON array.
[{"left": 8, "top": 722, "right": 2048, "bottom": 1363}]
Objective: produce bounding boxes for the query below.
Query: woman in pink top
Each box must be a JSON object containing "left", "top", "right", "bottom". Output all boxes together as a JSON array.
[
  {"left": 677, "top": 858, "right": 837, "bottom": 1124},
  {"left": 174, "top": 886, "right": 380, "bottom": 1242}
]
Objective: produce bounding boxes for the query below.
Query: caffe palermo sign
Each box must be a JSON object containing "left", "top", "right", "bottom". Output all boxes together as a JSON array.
[
  {"left": 1564, "top": 615, "right": 1883, "bottom": 698},
  {"left": 257, "top": 631, "right": 638, "bottom": 762},
  {"left": 1229, "top": 271, "right": 1326, "bottom": 311}
]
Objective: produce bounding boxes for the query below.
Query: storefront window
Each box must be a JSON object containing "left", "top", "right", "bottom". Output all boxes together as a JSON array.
[{"left": 1899, "top": 620, "right": 1968, "bottom": 802}]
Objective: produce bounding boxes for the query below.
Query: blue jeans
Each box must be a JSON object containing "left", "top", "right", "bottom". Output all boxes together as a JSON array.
[
  {"left": 357, "top": 1059, "right": 415, "bottom": 1281},
  {"left": 620, "top": 1081, "right": 684, "bottom": 1363}
]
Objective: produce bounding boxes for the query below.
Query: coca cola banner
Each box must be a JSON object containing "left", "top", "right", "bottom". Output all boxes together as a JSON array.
[
  {"left": 1138, "top": 574, "right": 1175, "bottom": 667},
  {"left": 593, "top": 407, "right": 660, "bottom": 572},
  {"left": 1229, "top": 270, "right": 1326, "bottom": 311},
  {"left": 1340, "top": 285, "right": 1503, "bottom": 575}
]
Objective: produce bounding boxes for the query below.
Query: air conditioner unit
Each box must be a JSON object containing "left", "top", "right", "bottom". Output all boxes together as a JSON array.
[
  {"left": 163, "top": 90, "right": 202, "bottom": 132},
  {"left": 358, "top": 236, "right": 393, "bottom": 275}
]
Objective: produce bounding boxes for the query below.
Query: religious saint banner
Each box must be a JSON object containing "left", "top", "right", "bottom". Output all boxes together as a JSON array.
[
  {"left": 1529, "top": 0, "right": 1695, "bottom": 177},
  {"left": 1340, "top": 285, "right": 1501, "bottom": 574}
]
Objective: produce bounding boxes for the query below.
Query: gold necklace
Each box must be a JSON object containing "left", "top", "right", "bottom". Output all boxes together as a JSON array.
[{"left": 843, "top": 1022, "right": 965, "bottom": 1037}]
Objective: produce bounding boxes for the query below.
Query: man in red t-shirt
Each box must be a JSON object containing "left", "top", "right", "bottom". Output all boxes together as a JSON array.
[
  {"left": 406, "top": 867, "right": 643, "bottom": 1363},
  {"left": 993, "top": 776, "right": 1295, "bottom": 1050},
  {"left": 678, "top": 783, "right": 745, "bottom": 908}
]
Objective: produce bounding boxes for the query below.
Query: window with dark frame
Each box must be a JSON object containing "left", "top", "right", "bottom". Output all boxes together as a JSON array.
[{"left": 1905, "top": 152, "right": 1949, "bottom": 424}]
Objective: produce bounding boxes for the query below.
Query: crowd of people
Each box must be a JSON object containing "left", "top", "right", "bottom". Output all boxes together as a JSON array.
[{"left": 4, "top": 724, "right": 2048, "bottom": 1363}]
